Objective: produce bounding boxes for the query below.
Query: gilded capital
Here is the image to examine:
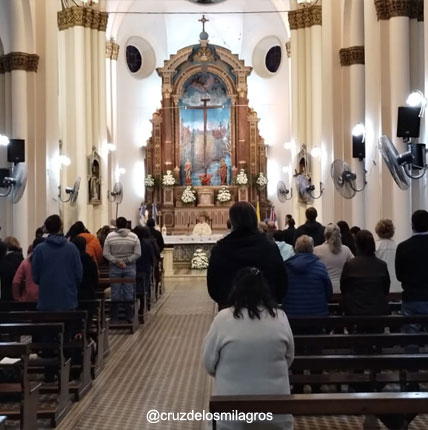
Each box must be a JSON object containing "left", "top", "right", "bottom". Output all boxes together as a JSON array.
[
  {"left": 106, "top": 40, "right": 120, "bottom": 60},
  {"left": 0, "top": 52, "right": 39, "bottom": 73},
  {"left": 339, "top": 46, "right": 365, "bottom": 66},
  {"left": 285, "top": 41, "right": 291, "bottom": 58},
  {"left": 375, "top": 0, "right": 423, "bottom": 21},
  {"left": 58, "top": 6, "right": 109, "bottom": 31},
  {"left": 288, "top": 5, "right": 322, "bottom": 30}
]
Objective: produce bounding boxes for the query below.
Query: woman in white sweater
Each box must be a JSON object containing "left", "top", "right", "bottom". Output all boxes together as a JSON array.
[{"left": 202, "top": 267, "right": 294, "bottom": 430}]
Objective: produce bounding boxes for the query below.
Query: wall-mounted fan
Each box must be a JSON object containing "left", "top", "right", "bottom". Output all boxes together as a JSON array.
[
  {"left": 108, "top": 182, "right": 123, "bottom": 218},
  {"left": 59, "top": 176, "right": 81, "bottom": 206},
  {"left": 277, "top": 180, "right": 292, "bottom": 202},
  {"left": 0, "top": 163, "right": 27, "bottom": 203},
  {"left": 378, "top": 136, "right": 412, "bottom": 190},
  {"left": 295, "top": 175, "right": 323, "bottom": 204},
  {"left": 331, "top": 159, "right": 366, "bottom": 199}
]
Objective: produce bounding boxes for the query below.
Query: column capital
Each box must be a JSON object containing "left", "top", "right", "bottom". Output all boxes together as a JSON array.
[
  {"left": 374, "top": 0, "right": 423, "bottom": 21},
  {"left": 106, "top": 40, "right": 120, "bottom": 60},
  {"left": 0, "top": 52, "right": 39, "bottom": 73},
  {"left": 57, "top": 6, "right": 109, "bottom": 31},
  {"left": 285, "top": 41, "right": 291, "bottom": 58},
  {"left": 288, "top": 5, "right": 322, "bottom": 30},
  {"left": 339, "top": 46, "right": 365, "bottom": 66}
]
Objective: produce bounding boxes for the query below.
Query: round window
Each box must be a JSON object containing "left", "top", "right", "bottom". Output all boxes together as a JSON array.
[
  {"left": 265, "top": 46, "right": 282, "bottom": 73},
  {"left": 126, "top": 45, "right": 142, "bottom": 74}
]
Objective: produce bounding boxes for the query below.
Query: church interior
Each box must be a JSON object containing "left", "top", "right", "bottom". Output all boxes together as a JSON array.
[{"left": 1, "top": 0, "right": 428, "bottom": 429}]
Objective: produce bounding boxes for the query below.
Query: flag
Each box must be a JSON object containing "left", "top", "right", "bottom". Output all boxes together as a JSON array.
[
  {"left": 152, "top": 202, "right": 158, "bottom": 225},
  {"left": 139, "top": 203, "right": 147, "bottom": 226},
  {"left": 269, "top": 206, "right": 278, "bottom": 228},
  {"left": 256, "top": 198, "right": 261, "bottom": 223}
]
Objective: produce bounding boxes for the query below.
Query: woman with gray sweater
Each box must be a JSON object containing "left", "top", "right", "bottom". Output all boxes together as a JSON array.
[{"left": 202, "top": 267, "right": 294, "bottom": 430}]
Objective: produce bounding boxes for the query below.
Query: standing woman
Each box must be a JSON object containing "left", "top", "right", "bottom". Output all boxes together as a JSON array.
[
  {"left": 0, "top": 237, "right": 24, "bottom": 301},
  {"left": 203, "top": 267, "right": 294, "bottom": 430},
  {"left": 314, "top": 223, "right": 354, "bottom": 293},
  {"left": 337, "top": 221, "right": 357, "bottom": 256}
]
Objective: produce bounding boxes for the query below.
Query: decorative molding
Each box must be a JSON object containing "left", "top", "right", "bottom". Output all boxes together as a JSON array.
[
  {"left": 374, "top": 0, "right": 424, "bottom": 21},
  {"left": 285, "top": 41, "right": 291, "bottom": 58},
  {"left": 288, "top": 5, "right": 322, "bottom": 30},
  {"left": 0, "top": 52, "right": 39, "bottom": 73},
  {"left": 339, "top": 46, "right": 365, "bottom": 66},
  {"left": 57, "top": 6, "right": 109, "bottom": 31},
  {"left": 106, "top": 40, "right": 120, "bottom": 60}
]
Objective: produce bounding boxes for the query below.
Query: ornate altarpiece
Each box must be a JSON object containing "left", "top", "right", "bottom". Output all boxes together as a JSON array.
[{"left": 145, "top": 30, "right": 270, "bottom": 233}]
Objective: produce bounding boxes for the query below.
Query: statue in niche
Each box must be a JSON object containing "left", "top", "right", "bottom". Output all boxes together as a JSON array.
[
  {"left": 219, "top": 158, "right": 227, "bottom": 185},
  {"left": 89, "top": 158, "right": 101, "bottom": 204},
  {"left": 184, "top": 160, "right": 192, "bottom": 185},
  {"left": 294, "top": 144, "right": 309, "bottom": 177}
]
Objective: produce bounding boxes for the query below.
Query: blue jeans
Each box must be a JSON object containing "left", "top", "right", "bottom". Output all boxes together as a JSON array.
[{"left": 110, "top": 264, "right": 136, "bottom": 321}]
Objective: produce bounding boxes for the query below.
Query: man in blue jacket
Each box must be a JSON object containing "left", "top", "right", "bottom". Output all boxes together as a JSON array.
[{"left": 32, "top": 214, "right": 83, "bottom": 311}]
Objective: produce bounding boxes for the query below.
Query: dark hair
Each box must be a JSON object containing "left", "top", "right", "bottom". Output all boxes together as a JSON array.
[
  {"left": 350, "top": 226, "right": 361, "bottom": 236},
  {"left": 286, "top": 214, "right": 292, "bottom": 220},
  {"left": 32, "top": 237, "right": 44, "bottom": 250},
  {"left": 273, "top": 230, "right": 283, "bottom": 242},
  {"left": 229, "top": 202, "right": 258, "bottom": 233},
  {"left": 116, "top": 217, "right": 127, "bottom": 229},
  {"left": 355, "top": 230, "right": 376, "bottom": 256},
  {"left": 146, "top": 218, "right": 155, "bottom": 228},
  {"left": 412, "top": 210, "right": 428, "bottom": 233},
  {"left": 228, "top": 267, "right": 278, "bottom": 320},
  {"left": 306, "top": 207, "right": 317, "bottom": 222},
  {"left": 66, "top": 221, "right": 88, "bottom": 239},
  {"left": 35, "top": 227, "right": 44, "bottom": 238},
  {"left": 72, "top": 236, "right": 87, "bottom": 254},
  {"left": 288, "top": 218, "right": 295, "bottom": 227},
  {"left": 133, "top": 225, "right": 151, "bottom": 239},
  {"left": 337, "top": 220, "right": 350, "bottom": 235},
  {"left": 226, "top": 219, "right": 232, "bottom": 230},
  {"left": 44, "top": 215, "right": 62, "bottom": 234},
  {"left": 375, "top": 219, "right": 395, "bottom": 239}
]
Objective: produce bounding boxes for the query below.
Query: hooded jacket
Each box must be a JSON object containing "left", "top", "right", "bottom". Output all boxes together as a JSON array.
[
  {"left": 12, "top": 255, "right": 38, "bottom": 302},
  {"left": 283, "top": 253, "right": 332, "bottom": 316},
  {"left": 31, "top": 235, "right": 82, "bottom": 310},
  {"left": 103, "top": 228, "right": 141, "bottom": 264},
  {"left": 207, "top": 229, "right": 288, "bottom": 308}
]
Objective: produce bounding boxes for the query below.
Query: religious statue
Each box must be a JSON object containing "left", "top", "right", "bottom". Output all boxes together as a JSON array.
[
  {"left": 88, "top": 160, "right": 101, "bottom": 204},
  {"left": 192, "top": 213, "right": 212, "bottom": 236},
  {"left": 219, "top": 158, "right": 227, "bottom": 185},
  {"left": 199, "top": 172, "right": 213, "bottom": 186},
  {"left": 184, "top": 160, "right": 192, "bottom": 185}
]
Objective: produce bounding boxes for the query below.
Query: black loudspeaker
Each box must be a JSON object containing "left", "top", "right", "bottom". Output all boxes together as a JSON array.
[
  {"left": 0, "top": 168, "right": 10, "bottom": 187},
  {"left": 352, "top": 135, "right": 365, "bottom": 159},
  {"left": 397, "top": 107, "right": 421, "bottom": 138},
  {"left": 7, "top": 139, "right": 25, "bottom": 163}
]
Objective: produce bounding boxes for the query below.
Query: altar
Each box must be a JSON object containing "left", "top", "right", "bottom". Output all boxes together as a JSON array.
[
  {"left": 163, "top": 234, "right": 224, "bottom": 280},
  {"left": 144, "top": 17, "right": 271, "bottom": 233}
]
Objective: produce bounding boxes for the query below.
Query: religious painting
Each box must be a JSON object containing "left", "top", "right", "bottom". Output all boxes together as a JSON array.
[{"left": 179, "top": 72, "right": 231, "bottom": 186}]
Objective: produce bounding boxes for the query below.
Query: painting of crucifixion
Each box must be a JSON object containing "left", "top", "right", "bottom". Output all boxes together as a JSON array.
[{"left": 179, "top": 72, "right": 231, "bottom": 186}]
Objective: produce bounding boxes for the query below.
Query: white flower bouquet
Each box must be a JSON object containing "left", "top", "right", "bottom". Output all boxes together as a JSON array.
[
  {"left": 162, "top": 170, "right": 175, "bottom": 186},
  {"left": 236, "top": 169, "right": 248, "bottom": 185},
  {"left": 191, "top": 248, "right": 209, "bottom": 270},
  {"left": 181, "top": 186, "right": 197, "bottom": 204},
  {"left": 256, "top": 172, "right": 268, "bottom": 187},
  {"left": 217, "top": 187, "right": 232, "bottom": 203},
  {"left": 145, "top": 174, "right": 155, "bottom": 188}
]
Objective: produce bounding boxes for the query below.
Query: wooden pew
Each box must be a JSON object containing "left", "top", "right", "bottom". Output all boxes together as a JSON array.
[
  {"left": 209, "top": 392, "right": 428, "bottom": 430},
  {"left": 0, "top": 311, "right": 93, "bottom": 401},
  {"left": 0, "top": 323, "right": 71, "bottom": 426},
  {"left": 0, "top": 342, "right": 40, "bottom": 430},
  {"left": 331, "top": 292, "right": 402, "bottom": 303}
]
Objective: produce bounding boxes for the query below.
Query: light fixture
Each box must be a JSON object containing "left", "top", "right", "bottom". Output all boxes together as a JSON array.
[
  {"left": 282, "top": 166, "right": 290, "bottom": 174},
  {"left": 311, "top": 146, "right": 321, "bottom": 158},
  {"left": 59, "top": 155, "right": 71, "bottom": 167},
  {"left": 406, "top": 90, "right": 427, "bottom": 117},
  {"left": 352, "top": 123, "right": 366, "bottom": 160},
  {"left": 352, "top": 123, "right": 366, "bottom": 139},
  {"left": 284, "top": 141, "right": 293, "bottom": 151},
  {"left": 106, "top": 143, "right": 116, "bottom": 152},
  {"left": 0, "top": 135, "right": 9, "bottom": 146},
  {"left": 115, "top": 166, "right": 126, "bottom": 182}
]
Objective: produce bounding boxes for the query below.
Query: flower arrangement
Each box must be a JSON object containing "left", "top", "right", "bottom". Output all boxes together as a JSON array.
[
  {"left": 217, "top": 187, "right": 232, "bottom": 203},
  {"left": 145, "top": 174, "right": 155, "bottom": 188},
  {"left": 181, "top": 186, "right": 197, "bottom": 204},
  {"left": 162, "top": 170, "right": 175, "bottom": 186},
  {"left": 236, "top": 169, "right": 248, "bottom": 186},
  {"left": 191, "top": 248, "right": 209, "bottom": 270},
  {"left": 256, "top": 172, "right": 268, "bottom": 187}
]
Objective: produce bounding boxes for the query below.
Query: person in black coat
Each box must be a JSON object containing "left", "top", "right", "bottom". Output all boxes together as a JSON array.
[
  {"left": 340, "top": 230, "right": 390, "bottom": 317},
  {"left": 337, "top": 220, "right": 357, "bottom": 255},
  {"left": 72, "top": 237, "right": 97, "bottom": 301},
  {"left": 207, "top": 202, "right": 288, "bottom": 309},
  {"left": 133, "top": 226, "right": 155, "bottom": 296},
  {"left": 294, "top": 207, "right": 325, "bottom": 246},
  {"left": 146, "top": 218, "right": 164, "bottom": 253},
  {"left": 0, "top": 237, "right": 24, "bottom": 301},
  {"left": 282, "top": 218, "right": 296, "bottom": 246}
]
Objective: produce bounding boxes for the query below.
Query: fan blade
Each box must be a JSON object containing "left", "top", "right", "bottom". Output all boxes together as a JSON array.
[{"left": 379, "top": 136, "right": 410, "bottom": 190}]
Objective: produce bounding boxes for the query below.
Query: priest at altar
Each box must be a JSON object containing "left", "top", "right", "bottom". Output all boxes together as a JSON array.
[{"left": 192, "top": 214, "right": 212, "bottom": 236}]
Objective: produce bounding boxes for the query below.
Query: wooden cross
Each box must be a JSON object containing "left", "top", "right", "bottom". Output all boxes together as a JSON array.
[
  {"left": 199, "top": 15, "right": 209, "bottom": 32},
  {"left": 187, "top": 96, "right": 222, "bottom": 174}
]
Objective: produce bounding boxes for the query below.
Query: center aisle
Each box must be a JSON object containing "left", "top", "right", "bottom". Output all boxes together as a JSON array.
[{"left": 58, "top": 280, "right": 216, "bottom": 430}]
